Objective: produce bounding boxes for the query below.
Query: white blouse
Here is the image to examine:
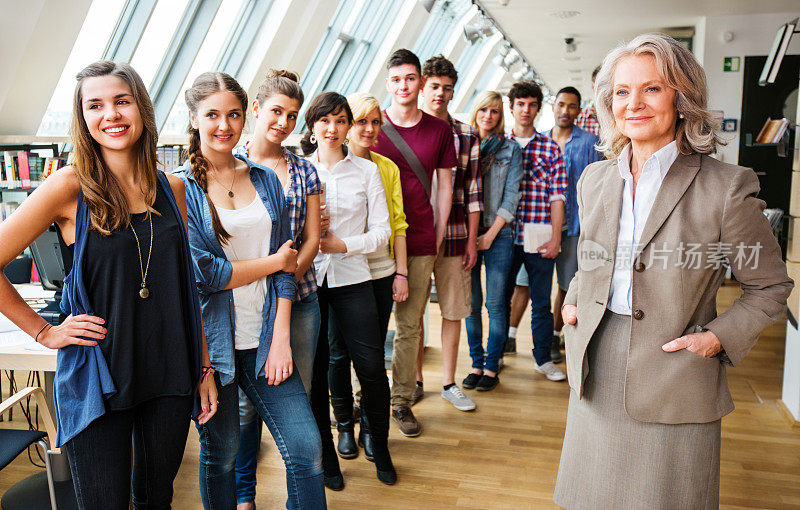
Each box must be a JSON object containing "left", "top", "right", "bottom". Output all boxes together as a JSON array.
[
  {"left": 216, "top": 195, "right": 272, "bottom": 350},
  {"left": 607, "top": 141, "right": 679, "bottom": 315},
  {"left": 308, "top": 150, "right": 391, "bottom": 288}
]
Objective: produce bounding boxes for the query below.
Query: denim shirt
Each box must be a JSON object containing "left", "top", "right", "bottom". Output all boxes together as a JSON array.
[
  {"left": 173, "top": 155, "right": 296, "bottom": 386},
  {"left": 481, "top": 138, "right": 523, "bottom": 230},
  {"left": 55, "top": 172, "right": 203, "bottom": 447},
  {"left": 543, "top": 126, "right": 602, "bottom": 236}
]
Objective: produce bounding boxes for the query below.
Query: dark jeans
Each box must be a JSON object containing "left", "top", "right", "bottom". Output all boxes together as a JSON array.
[
  {"left": 197, "top": 349, "right": 325, "bottom": 510},
  {"left": 328, "top": 275, "right": 394, "bottom": 407},
  {"left": 506, "top": 245, "right": 556, "bottom": 366},
  {"left": 64, "top": 395, "right": 193, "bottom": 510},
  {"left": 466, "top": 227, "right": 514, "bottom": 373},
  {"left": 311, "top": 280, "right": 390, "bottom": 449}
]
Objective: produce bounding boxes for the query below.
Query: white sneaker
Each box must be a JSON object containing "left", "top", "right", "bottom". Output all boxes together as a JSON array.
[
  {"left": 441, "top": 385, "right": 476, "bottom": 411},
  {"left": 534, "top": 361, "right": 566, "bottom": 381}
]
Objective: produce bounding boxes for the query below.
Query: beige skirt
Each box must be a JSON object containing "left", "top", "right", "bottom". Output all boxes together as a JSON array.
[{"left": 554, "top": 311, "right": 721, "bottom": 510}]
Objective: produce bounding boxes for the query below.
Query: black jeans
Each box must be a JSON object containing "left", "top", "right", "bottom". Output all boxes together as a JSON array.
[
  {"left": 311, "top": 280, "right": 390, "bottom": 445},
  {"left": 64, "top": 395, "right": 193, "bottom": 510},
  {"left": 328, "top": 275, "right": 393, "bottom": 411}
]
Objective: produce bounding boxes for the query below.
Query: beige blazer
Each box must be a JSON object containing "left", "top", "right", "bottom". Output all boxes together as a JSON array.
[{"left": 563, "top": 153, "right": 793, "bottom": 424}]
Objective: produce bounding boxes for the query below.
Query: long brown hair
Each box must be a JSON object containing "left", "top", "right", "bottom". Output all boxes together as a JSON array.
[
  {"left": 184, "top": 72, "right": 248, "bottom": 245},
  {"left": 71, "top": 61, "right": 159, "bottom": 235}
]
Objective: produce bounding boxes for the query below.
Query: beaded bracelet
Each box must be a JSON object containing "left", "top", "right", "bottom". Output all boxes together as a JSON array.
[{"left": 201, "top": 366, "right": 215, "bottom": 382}]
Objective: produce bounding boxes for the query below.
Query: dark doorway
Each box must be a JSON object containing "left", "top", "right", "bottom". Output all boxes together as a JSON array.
[{"left": 738, "top": 54, "right": 798, "bottom": 213}]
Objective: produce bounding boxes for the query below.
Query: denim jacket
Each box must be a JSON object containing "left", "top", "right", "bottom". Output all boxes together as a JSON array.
[
  {"left": 56, "top": 172, "right": 204, "bottom": 446},
  {"left": 481, "top": 138, "right": 523, "bottom": 230},
  {"left": 174, "top": 155, "right": 296, "bottom": 386}
]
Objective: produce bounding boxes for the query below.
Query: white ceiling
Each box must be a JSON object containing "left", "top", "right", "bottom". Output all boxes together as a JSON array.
[{"left": 476, "top": 0, "right": 800, "bottom": 100}]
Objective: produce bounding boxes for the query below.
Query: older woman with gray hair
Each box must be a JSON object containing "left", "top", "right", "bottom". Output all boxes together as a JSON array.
[{"left": 553, "top": 33, "right": 793, "bottom": 509}]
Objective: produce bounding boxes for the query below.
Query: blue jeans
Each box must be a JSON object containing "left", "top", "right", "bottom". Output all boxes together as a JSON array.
[
  {"left": 197, "top": 348, "right": 325, "bottom": 510},
  {"left": 466, "top": 228, "right": 514, "bottom": 373},
  {"left": 507, "top": 245, "right": 555, "bottom": 366},
  {"left": 233, "top": 292, "right": 321, "bottom": 503}
]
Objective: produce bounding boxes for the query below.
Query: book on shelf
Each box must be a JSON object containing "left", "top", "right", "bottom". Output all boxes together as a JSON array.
[
  {"left": 1, "top": 201, "right": 20, "bottom": 221},
  {"left": 157, "top": 145, "right": 185, "bottom": 172},
  {"left": 17, "top": 150, "right": 31, "bottom": 188},
  {"left": 0, "top": 151, "right": 66, "bottom": 189},
  {"left": 755, "top": 118, "right": 791, "bottom": 144},
  {"left": 2, "top": 151, "right": 18, "bottom": 187}
]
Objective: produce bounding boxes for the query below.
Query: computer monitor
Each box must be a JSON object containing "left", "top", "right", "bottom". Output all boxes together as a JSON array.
[
  {"left": 759, "top": 18, "right": 798, "bottom": 86},
  {"left": 29, "top": 225, "right": 66, "bottom": 293},
  {"left": 29, "top": 224, "right": 70, "bottom": 325}
]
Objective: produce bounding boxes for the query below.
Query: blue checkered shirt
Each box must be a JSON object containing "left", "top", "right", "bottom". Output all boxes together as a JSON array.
[{"left": 507, "top": 131, "right": 568, "bottom": 246}]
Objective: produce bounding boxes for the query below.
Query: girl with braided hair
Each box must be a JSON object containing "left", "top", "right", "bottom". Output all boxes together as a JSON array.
[{"left": 174, "top": 71, "right": 326, "bottom": 509}]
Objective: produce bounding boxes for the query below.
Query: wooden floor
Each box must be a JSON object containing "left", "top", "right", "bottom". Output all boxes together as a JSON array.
[{"left": 2, "top": 282, "right": 800, "bottom": 509}]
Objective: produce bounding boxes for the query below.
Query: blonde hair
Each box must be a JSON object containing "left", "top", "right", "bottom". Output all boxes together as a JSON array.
[
  {"left": 594, "top": 33, "right": 723, "bottom": 158},
  {"left": 347, "top": 92, "right": 383, "bottom": 124},
  {"left": 71, "top": 61, "right": 159, "bottom": 235},
  {"left": 469, "top": 91, "right": 505, "bottom": 136}
]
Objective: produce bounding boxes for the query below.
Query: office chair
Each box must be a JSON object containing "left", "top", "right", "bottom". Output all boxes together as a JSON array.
[{"left": 0, "top": 387, "right": 74, "bottom": 510}]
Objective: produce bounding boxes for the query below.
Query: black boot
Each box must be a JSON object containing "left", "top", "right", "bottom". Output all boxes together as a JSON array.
[
  {"left": 372, "top": 438, "right": 396, "bottom": 485},
  {"left": 331, "top": 397, "right": 358, "bottom": 459},
  {"left": 359, "top": 413, "right": 375, "bottom": 462}
]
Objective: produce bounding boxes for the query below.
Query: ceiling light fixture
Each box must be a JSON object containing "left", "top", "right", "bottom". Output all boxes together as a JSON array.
[{"left": 463, "top": 14, "right": 495, "bottom": 44}]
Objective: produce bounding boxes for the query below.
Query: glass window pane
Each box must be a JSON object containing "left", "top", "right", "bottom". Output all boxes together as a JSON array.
[
  {"left": 160, "top": 0, "right": 246, "bottom": 136},
  {"left": 36, "top": 0, "right": 127, "bottom": 136},
  {"left": 129, "top": 0, "right": 191, "bottom": 88}
]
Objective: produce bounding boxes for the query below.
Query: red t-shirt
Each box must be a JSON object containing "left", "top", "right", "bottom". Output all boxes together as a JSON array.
[{"left": 371, "top": 111, "right": 457, "bottom": 256}]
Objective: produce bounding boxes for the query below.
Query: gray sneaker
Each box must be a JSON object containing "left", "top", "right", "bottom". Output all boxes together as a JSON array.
[
  {"left": 441, "top": 385, "right": 476, "bottom": 411},
  {"left": 534, "top": 361, "right": 566, "bottom": 381}
]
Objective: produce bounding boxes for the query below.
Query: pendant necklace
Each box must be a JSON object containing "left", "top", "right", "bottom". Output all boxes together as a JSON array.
[
  {"left": 130, "top": 212, "right": 153, "bottom": 299},
  {"left": 210, "top": 162, "right": 236, "bottom": 198}
]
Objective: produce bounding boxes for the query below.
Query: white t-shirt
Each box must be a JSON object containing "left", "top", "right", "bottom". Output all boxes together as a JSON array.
[
  {"left": 515, "top": 136, "right": 533, "bottom": 149},
  {"left": 216, "top": 195, "right": 272, "bottom": 350}
]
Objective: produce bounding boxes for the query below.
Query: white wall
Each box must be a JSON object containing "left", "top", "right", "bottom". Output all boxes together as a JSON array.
[
  {"left": 701, "top": 12, "right": 800, "bottom": 164},
  {"left": 0, "top": 0, "right": 92, "bottom": 135}
]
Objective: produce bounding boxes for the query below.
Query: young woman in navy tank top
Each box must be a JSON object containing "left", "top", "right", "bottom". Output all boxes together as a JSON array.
[{"left": 0, "top": 61, "right": 217, "bottom": 509}]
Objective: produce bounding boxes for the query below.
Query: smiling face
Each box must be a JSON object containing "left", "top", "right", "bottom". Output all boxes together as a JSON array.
[
  {"left": 511, "top": 96, "right": 540, "bottom": 129},
  {"left": 191, "top": 90, "right": 245, "bottom": 155},
  {"left": 475, "top": 102, "right": 502, "bottom": 137},
  {"left": 386, "top": 64, "right": 421, "bottom": 107},
  {"left": 81, "top": 75, "right": 143, "bottom": 154},
  {"left": 349, "top": 108, "right": 382, "bottom": 150},
  {"left": 253, "top": 93, "right": 300, "bottom": 146},
  {"left": 612, "top": 54, "right": 677, "bottom": 148},
  {"left": 312, "top": 108, "right": 351, "bottom": 151},
  {"left": 421, "top": 75, "right": 454, "bottom": 116},
  {"left": 553, "top": 92, "right": 581, "bottom": 129}
]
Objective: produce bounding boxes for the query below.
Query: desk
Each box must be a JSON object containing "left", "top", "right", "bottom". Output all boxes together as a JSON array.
[{"left": 0, "top": 284, "right": 68, "bottom": 481}]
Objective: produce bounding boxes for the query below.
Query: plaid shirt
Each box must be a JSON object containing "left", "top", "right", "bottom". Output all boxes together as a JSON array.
[
  {"left": 235, "top": 145, "right": 321, "bottom": 300},
  {"left": 507, "top": 131, "right": 568, "bottom": 246},
  {"left": 575, "top": 102, "right": 600, "bottom": 136},
  {"left": 444, "top": 116, "right": 482, "bottom": 256}
]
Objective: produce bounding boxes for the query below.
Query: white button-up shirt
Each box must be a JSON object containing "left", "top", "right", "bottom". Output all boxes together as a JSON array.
[
  {"left": 309, "top": 150, "right": 391, "bottom": 288},
  {"left": 607, "top": 141, "right": 679, "bottom": 315}
]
